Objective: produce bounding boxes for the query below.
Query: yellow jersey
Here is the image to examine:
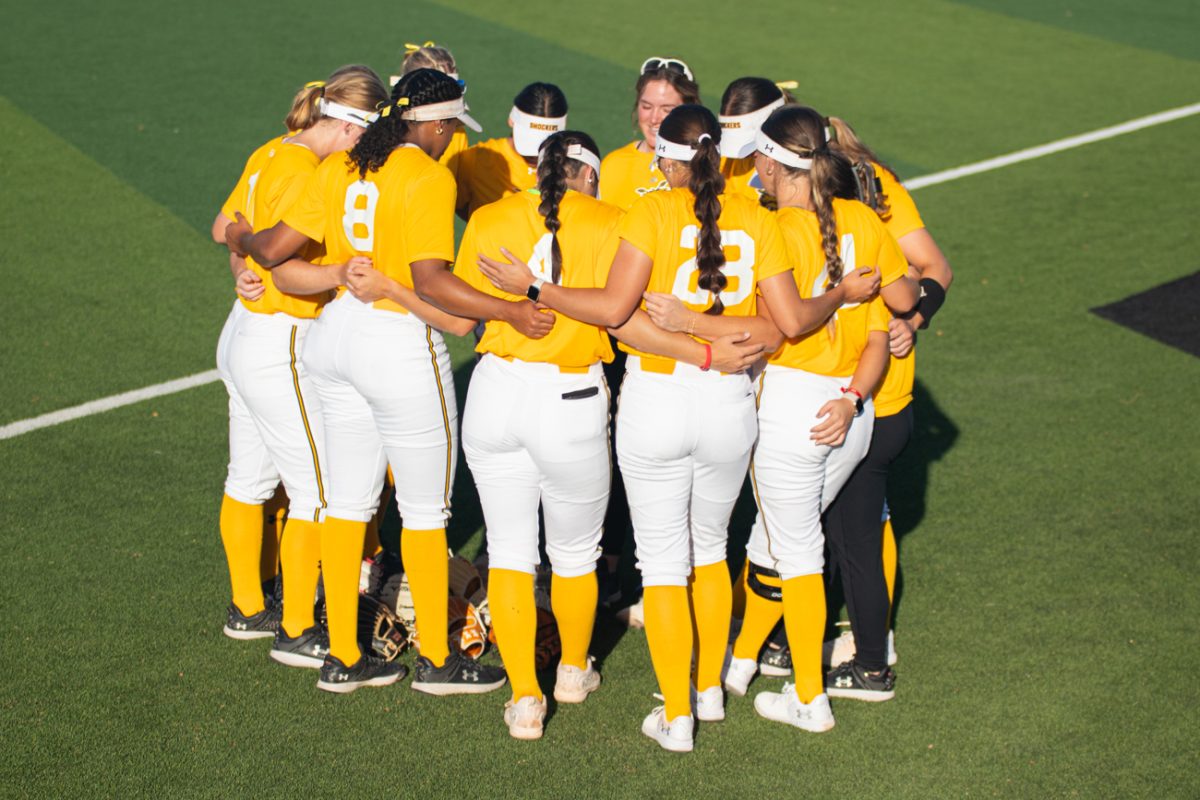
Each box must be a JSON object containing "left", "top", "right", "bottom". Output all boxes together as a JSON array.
[
  {"left": 598, "top": 141, "right": 670, "bottom": 212},
  {"left": 721, "top": 156, "right": 762, "bottom": 202},
  {"left": 440, "top": 123, "right": 470, "bottom": 184},
  {"left": 283, "top": 145, "right": 457, "bottom": 315},
  {"left": 220, "top": 135, "right": 285, "bottom": 222},
  {"left": 872, "top": 163, "right": 925, "bottom": 416},
  {"left": 768, "top": 198, "right": 905, "bottom": 378},
  {"left": 454, "top": 190, "right": 622, "bottom": 369},
  {"left": 455, "top": 137, "right": 536, "bottom": 218},
  {"left": 618, "top": 189, "right": 791, "bottom": 370}
]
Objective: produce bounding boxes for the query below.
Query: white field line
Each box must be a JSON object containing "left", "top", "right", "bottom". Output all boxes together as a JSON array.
[
  {"left": 0, "top": 370, "right": 220, "bottom": 440},
  {"left": 905, "top": 102, "right": 1200, "bottom": 191},
  {"left": 3, "top": 101, "right": 1199, "bottom": 442}
]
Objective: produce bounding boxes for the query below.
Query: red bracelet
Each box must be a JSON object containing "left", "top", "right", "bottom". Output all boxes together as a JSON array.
[
  {"left": 841, "top": 386, "right": 863, "bottom": 401},
  {"left": 700, "top": 344, "right": 713, "bottom": 371}
]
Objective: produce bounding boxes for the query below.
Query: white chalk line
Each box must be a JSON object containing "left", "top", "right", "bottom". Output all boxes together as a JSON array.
[{"left": 3, "top": 100, "right": 1199, "bottom": 442}]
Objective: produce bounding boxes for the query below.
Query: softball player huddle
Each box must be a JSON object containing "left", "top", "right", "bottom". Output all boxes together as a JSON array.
[{"left": 211, "top": 44, "right": 952, "bottom": 751}]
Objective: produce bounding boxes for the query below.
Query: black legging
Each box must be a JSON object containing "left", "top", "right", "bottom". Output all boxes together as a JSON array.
[
  {"left": 822, "top": 404, "right": 913, "bottom": 671},
  {"left": 600, "top": 345, "right": 631, "bottom": 557}
]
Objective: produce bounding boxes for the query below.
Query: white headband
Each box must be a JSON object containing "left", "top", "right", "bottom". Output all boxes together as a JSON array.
[
  {"left": 655, "top": 135, "right": 700, "bottom": 162},
  {"left": 389, "top": 71, "right": 460, "bottom": 87},
  {"left": 318, "top": 98, "right": 379, "bottom": 128},
  {"left": 718, "top": 97, "right": 786, "bottom": 159},
  {"left": 537, "top": 142, "right": 602, "bottom": 177},
  {"left": 754, "top": 130, "right": 813, "bottom": 170},
  {"left": 510, "top": 106, "right": 568, "bottom": 156},
  {"left": 400, "top": 97, "right": 482, "bottom": 132}
]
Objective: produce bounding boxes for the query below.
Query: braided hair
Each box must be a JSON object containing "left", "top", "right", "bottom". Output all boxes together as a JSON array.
[
  {"left": 760, "top": 106, "right": 858, "bottom": 289},
  {"left": 514, "top": 82, "right": 568, "bottom": 118},
  {"left": 657, "top": 105, "right": 727, "bottom": 315},
  {"left": 536, "top": 131, "right": 600, "bottom": 284},
  {"left": 347, "top": 68, "right": 463, "bottom": 177}
]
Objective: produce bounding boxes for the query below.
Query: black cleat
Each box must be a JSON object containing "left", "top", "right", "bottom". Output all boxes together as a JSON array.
[
  {"left": 223, "top": 601, "right": 280, "bottom": 640},
  {"left": 270, "top": 625, "right": 330, "bottom": 669},
  {"left": 759, "top": 644, "right": 792, "bottom": 677},
  {"left": 411, "top": 651, "right": 507, "bottom": 696},
  {"left": 825, "top": 660, "right": 895, "bottom": 702},
  {"left": 316, "top": 653, "right": 407, "bottom": 694}
]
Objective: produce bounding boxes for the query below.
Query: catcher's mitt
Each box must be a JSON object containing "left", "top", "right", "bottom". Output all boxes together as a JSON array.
[{"left": 358, "top": 594, "right": 409, "bottom": 661}]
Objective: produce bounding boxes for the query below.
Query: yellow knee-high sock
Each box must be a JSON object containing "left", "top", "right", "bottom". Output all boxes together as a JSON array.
[
  {"left": 689, "top": 562, "right": 732, "bottom": 691},
  {"left": 782, "top": 574, "right": 826, "bottom": 703},
  {"left": 732, "top": 567, "right": 782, "bottom": 661},
  {"left": 320, "top": 516, "right": 366, "bottom": 664},
  {"left": 551, "top": 572, "right": 598, "bottom": 669},
  {"left": 643, "top": 585, "right": 693, "bottom": 721},
  {"left": 882, "top": 517, "right": 898, "bottom": 607},
  {"left": 279, "top": 518, "right": 322, "bottom": 637},
  {"left": 260, "top": 485, "right": 287, "bottom": 584},
  {"left": 489, "top": 569, "right": 541, "bottom": 701},
  {"left": 401, "top": 527, "right": 450, "bottom": 667},
  {"left": 220, "top": 494, "right": 265, "bottom": 616},
  {"left": 731, "top": 560, "right": 749, "bottom": 620}
]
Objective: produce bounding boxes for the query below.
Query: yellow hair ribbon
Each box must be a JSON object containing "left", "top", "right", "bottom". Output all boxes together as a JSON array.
[
  {"left": 380, "top": 105, "right": 391, "bottom": 118},
  {"left": 775, "top": 80, "right": 799, "bottom": 90},
  {"left": 304, "top": 80, "right": 326, "bottom": 89},
  {"left": 404, "top": 40, "right": 436, "bottom": 53},
  {"left": 396, "top": 97, "right": 410, "bottom": 107}
]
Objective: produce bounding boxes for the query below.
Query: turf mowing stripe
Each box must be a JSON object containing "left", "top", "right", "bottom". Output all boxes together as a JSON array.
[
  {"left": 905, "top": 101, "right": 1200, "bottom": 190},
  {"left": 3, "top": 100, "right": 1198, "bottom": 443},
  {"left": 0, "top": 370, "right": 220, "bottom": 440}
]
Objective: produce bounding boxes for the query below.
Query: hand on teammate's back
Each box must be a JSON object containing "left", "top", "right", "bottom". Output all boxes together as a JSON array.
[
  {"left": 477, "top": 247, "right": 536, "bottom": 296},
  {"left": 709, "top": 331, "right": 765, "bottom": 373},
  {"left": 345, "top": 257, "right": 385, "bottom": 302},
  {"left": 507, "top": 300, "right": 556, "bottom": 339},
  {"left": 840, "top": 266, "right": 881, "bottom": 304}
]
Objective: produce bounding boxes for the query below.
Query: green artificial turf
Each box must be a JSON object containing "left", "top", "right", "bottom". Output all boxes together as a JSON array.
[{"left": 1, "top": 1, "right": 1198, "bottom": 797}]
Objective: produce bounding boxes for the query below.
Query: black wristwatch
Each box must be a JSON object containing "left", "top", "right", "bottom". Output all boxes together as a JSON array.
[
  {"left": 841, "top": 387, "right": 865, "bottom": 416},
  {"left": 526, "top": 278, "right": 546, "bottom": 302}
]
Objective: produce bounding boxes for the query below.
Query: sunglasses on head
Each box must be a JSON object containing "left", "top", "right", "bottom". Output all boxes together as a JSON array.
[{"left": 640, "top": 57, "right": 694, "bottom": 82}]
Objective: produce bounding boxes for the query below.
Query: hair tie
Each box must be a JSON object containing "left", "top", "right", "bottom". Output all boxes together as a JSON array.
[
  {"left": 696, "top": 133, "right": 712, "bottom": 144},
  {"left": 404, "top": 40, "right": 436, "bottom": 54},
  {"left": 774, "top": 80, "right": 798, "bottom": 90},
  {"left": 396, "top": 97, "right": 410, "bottom": 107},
  {"left": 825, "top": 123, "right": 837, "bottom": 143},
  {"left": 304, "top": 80, "right": 326, "bottom": 89}
]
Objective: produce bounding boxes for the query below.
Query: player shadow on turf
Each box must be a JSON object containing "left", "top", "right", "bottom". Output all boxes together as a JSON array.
[{"left": 881, "top": 378, "right": 959, "bottom": 627}]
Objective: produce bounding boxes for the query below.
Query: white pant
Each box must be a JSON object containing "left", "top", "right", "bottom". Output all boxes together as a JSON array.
[
  {"left": 616, "top": 358, "right": 758, "bottom": 587},
  {"left": 462, "top": 354, "right": 609, "bottom": 577},
  {"left": 745, "top": 365, "right": 874, "bottom": 580},
  {"left": 301, "top": 293, "right": 457, "bottom": 528},
  {"left": 216, "top": 301, "right": 327, "bottom": 521}
]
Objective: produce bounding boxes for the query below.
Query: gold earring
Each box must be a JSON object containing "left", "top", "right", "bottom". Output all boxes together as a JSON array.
[{"left": 435, "top": 124, "right": 445, "bottom": 135}]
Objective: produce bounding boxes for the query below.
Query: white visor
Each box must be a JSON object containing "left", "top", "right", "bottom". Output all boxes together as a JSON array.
[
  {"left": 537, "top": 142, "right": 602, "bottom": 178},
  {"left": 654, "top": 136, "right": 698, "bottom": 162},
  {"left": 319, "top": 98, "right": 379, "bottom": 129},
  {"left": 754, "top": 130, "right": 812, "bottom": 170},
  {"left": 510, "top": 106, "right": 567, "bottom": 156},
  {"left": 718, "top": 97, "right": 785, "bottom": 159},
  {"left": 400, "top": 97, "right": 482, "bottom": 132}
]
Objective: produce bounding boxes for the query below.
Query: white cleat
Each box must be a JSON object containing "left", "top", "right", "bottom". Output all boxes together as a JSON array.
[
  {"left": 754, "top": 687, "right": 835, "bottom": 733},
  {"left": 503, "top": 695, "right": 547, "bottom": 740},
  {"left": 641, "top": 707, "right": 694, "bottom": 753},
  {"left": 723, "top": 648, "right": 758, "bottom": 697},
  {"left": 692, "top": 685, "right": 725, "bottom": 722},
  {"left": 554, "top": 657, "right": 601, "bottom": 704}
]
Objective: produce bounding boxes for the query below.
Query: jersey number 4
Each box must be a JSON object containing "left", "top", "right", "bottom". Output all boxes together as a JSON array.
[
  {"left": 342, "top": 180, "right": 381, "bottom": 252},
  {"left": 671, "top": 226, "right": 755, "bottom": 309}
]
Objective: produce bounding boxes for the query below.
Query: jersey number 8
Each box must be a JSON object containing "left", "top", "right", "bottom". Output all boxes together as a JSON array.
[{"left": 343, "top": 180, "right": 381, "bottom": 252}]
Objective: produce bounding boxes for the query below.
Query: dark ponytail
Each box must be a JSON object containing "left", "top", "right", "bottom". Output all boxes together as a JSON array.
[
  {"left": 347, "top": 68, "right": 462, "bottom": 178},
  {"left": 659, "top": 104, "right": 727, "bottom": 315},
  {"left": 760, "top": 106, "right": 858, "bottom": 289},
  {"left": 536, "top": 131, "right": 600, "bottom": 284}
]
